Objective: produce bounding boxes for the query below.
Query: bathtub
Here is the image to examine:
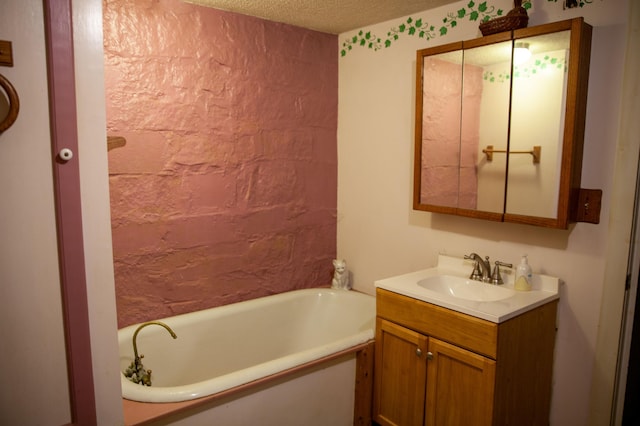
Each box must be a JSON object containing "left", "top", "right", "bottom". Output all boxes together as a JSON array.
[{"left": 118, "top": 288, "right": 375, "bottom": 414}]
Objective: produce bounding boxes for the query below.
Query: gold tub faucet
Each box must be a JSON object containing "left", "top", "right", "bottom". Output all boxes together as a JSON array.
[{"left": 123, "top": 321, "right": 177, "bottom": 386}]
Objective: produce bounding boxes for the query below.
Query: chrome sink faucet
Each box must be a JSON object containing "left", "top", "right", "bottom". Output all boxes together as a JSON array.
[
  {"left": 464, "top": 253, "right": 491, "bottom": 282},
  {"left": 464, "top": 253, "right": 513, "bottom": 285}
]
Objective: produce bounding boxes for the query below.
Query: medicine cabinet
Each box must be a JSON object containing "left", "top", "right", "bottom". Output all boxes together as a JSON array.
[{"left": 413, "top": 18, "right": 594, "bottom": 229}]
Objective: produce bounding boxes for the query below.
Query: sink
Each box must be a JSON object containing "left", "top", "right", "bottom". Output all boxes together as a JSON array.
[
  {"left": 374, "top": 254, "right": 560, "bottom": 323},
  {"left": 418, "top": 275, "right": 516, "bottom": 302}
]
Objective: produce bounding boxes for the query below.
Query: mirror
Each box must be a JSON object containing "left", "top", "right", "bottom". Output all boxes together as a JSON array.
[
  {"left": 418, "top": 44, "right": 463, "bottom": 210},
  {"left": 466, "top": 38, "right": 512, "bottom": 215},
  {"left": 414, "top": 18, "right": 592, "bottom": 229},
  {"left": 506, "top": 30, "right": 570, "bottom": 218}
]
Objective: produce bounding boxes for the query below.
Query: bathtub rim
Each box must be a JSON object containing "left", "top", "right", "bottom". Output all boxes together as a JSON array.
[{"left": 118, "top": 288, "right": 375, "bottom": 403}]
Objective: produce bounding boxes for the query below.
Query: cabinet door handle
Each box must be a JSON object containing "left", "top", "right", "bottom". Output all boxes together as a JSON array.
[
  {"left": 416, "top": 348, "right": 422, "bottom": 357},
  {"left": 426, "top": 351, "right": 434, "bottom": 360}
]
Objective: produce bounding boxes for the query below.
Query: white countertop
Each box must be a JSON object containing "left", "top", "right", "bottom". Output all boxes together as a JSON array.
[{"left": 374, "top": 254, "right": 560, "bottom": 323}]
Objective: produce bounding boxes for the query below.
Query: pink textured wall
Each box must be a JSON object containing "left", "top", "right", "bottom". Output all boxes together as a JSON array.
[
  {"left": 103, "top": 0, "right": 338, "bottom": 327},
  {"left": 421, "top": 57, "right": 463, "bottom": 207},
  {"left": 459, "top": 63, "right": 482, "bottom": 209}
]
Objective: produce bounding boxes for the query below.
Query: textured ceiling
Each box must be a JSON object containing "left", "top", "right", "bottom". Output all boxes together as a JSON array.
[{"left": 184, "top": 0, "right": 459, "bottom": 34}]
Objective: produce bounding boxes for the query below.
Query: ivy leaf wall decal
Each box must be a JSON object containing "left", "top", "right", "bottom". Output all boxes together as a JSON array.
[
  {"left": 341, "top": 0, "right": 511, "bottom": 56},
  {"left": 340, "top": 0, "right": 595, "bottom": 57}
]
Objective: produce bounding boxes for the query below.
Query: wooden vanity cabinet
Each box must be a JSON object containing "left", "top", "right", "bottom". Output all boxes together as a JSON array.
[{"left": 373, "top": 288, "right": 558, "bottom": 426}]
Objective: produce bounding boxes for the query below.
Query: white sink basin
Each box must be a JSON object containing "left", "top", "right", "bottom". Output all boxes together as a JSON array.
[
  {"left": 418, "top": 275, "right": 516, "bottom": 302},
  {"left": 375, "top": 254, "right": 560, "bottom": 323}
]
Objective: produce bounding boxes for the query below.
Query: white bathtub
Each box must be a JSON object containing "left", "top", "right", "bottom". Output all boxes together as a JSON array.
[{"left": 118, "top": 288, "right": 375, "bottom": 404}]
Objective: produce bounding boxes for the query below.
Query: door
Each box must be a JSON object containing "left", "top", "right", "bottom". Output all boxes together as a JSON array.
[
  {"left": 425, "top": 338, "right": 496, "bottom": 426},
  {"left": 374, "top": 318, "right": 429, "bottom": 426},
  {"left": 0, "top": 1, "right": 96, "bottom": 424}
]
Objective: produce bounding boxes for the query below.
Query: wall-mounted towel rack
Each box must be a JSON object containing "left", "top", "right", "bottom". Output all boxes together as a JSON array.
[{"left": 482, "top": 145, "right": 541, "bottom": 164}]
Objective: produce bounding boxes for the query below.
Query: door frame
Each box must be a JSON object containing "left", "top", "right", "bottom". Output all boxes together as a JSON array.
[
  {"left": 611, "top": 3, "right": 640, "bottom": 424},
  {"left": 43, "top": 0, "right": 97, "bottom": 424}
]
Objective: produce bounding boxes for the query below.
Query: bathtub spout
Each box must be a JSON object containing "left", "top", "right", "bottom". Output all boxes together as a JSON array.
[{"left": 123, "top": 321, "right": 177, "bottom": 386}]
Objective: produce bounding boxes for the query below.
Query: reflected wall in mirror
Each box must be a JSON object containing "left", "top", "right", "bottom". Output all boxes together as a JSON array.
[
  {"left": 416, "top": 35, "right": 513, "bottom": 220},
  {"left": 414, "top": 18, "right": 592, "bottom": 229},
  {"left": 506, "top": 30, "right": 570, "bottom": 218},
  {"left": 467, "top": 39, "right": 512, "bottom": 215},
  {"left": 419, "top": 46, "right": 463, "bottom": 209}
]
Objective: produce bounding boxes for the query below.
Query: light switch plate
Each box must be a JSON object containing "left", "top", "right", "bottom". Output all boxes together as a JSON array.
[{"left": 575, "top": 188, "right": 602, "bottom": 224}]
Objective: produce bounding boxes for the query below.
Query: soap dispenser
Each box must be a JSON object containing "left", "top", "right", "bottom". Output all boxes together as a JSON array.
[{"left": 515, "top": 255, "right": 532, "bottom": 291}]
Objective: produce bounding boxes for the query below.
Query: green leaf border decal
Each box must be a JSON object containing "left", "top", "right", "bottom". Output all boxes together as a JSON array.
[
  {"left": 340, "top": 0, "right": 596, "bottom": 57},
  {"left": 340, "top": 0, "right": 526, "bottom": 57},
  {"left": 483, "top": 54, "right": 567, "bottom": 83}
]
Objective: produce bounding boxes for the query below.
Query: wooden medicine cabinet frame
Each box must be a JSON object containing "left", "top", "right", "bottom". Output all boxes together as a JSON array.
[{"left": 413, "top": 18, "right": 595, "bottom": 229}]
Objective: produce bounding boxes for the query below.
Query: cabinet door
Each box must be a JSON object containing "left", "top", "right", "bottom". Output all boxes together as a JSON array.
[
  {"left": 425, "top": 338, "right": 496, "bottom": 426},
  {"left": 374, "top": 318, "right": 429, "bottom": 426}
]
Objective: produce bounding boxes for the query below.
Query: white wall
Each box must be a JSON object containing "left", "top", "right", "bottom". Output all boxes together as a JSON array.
[{"left": 338, "top": 1, "right": 631, "bottom": 424}]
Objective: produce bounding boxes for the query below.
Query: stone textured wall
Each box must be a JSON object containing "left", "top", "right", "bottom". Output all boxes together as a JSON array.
[{"left": 103, "top": 0, "right": 338, "bottom": 327}]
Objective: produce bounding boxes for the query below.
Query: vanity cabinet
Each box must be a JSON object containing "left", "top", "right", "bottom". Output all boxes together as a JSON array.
[
  {"left": 413, "top": 18, "right": 594, "bottom": 229},
  {"left": 373, "top": 288, "right": 558, "bottom": 426},
  {"left": 375, "top": 318, "right": 495, "bottom": 426}
]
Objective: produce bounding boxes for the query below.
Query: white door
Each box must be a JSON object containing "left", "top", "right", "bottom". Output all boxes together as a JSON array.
[{"left": 0, "top": 0, "right": 91, "bottom": 424}]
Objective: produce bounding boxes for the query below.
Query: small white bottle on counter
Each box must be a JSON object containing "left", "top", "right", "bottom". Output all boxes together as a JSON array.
[{"left": 515, "top": 255, "right": 532, "bottom": 291}]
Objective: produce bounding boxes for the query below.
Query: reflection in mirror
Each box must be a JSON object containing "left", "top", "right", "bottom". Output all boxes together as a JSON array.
[
  {"left": 506, "top": 30, "right": 570, "bottom": 218},
  {"left": 0, "top": 87, "right": 8, "bottom": 123},
  {"left": 420, "top": 48, "right": 463, "bottom": 208},
  {"left": 418, "top": 40, "right": 512, "bottom": 215},
  {"left": 466, "top": 41, "right": 512, "bottom": 214}
]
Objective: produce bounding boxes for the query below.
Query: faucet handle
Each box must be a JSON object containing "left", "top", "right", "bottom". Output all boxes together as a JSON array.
[{"left": 490, "top": 261, "right": 513, "bottom": 285}]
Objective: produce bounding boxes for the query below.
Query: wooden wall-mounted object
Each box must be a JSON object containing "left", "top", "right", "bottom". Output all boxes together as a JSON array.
[
  {"left": 107, "top": 135, "right": 126, "bottom": 151},
  {"left": 0, "top": 40, "right": 19, "bottom": 134},
  {"left": 574, "top": 188, "right": 602, "bottom": 224},
  {"left": 0, "top": 73, "right": 19, "bottom": 134},
  {"left": 0, "top": 40, "right": 13, "bottom": 67}
]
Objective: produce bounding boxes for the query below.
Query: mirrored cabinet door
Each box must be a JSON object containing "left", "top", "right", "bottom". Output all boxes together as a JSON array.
[
  {"left": 504, "top": 18, "right": 591, "bottom": 228},
  {"left": 417, "top": 43, "right": 463, "bottom": 212},
  {"left": 506, "top": 29, "right": 571, "bottom": 219},
  {"left": 464, "top": 39, "right": 512, "bottom": 215}
]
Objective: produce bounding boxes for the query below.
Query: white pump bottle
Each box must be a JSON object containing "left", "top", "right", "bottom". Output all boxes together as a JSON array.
[{"left": 515, "top": 255, "right": 532, "bottom": 291}]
